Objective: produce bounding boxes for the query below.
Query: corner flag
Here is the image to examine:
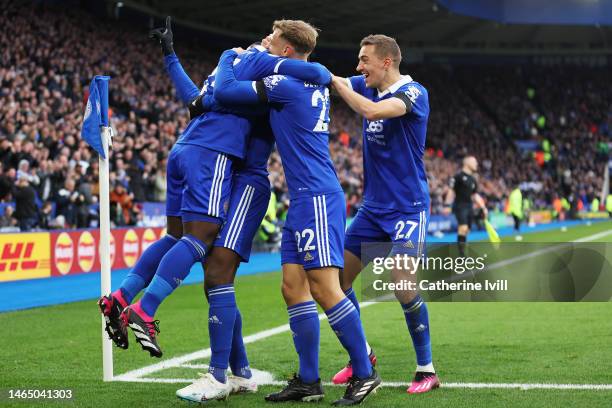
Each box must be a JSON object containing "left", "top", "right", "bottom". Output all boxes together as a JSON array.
[
  {"left": 81, "top": 75, "right": 114, "bottom": 382},
  {"left": 81, "top": 75, "right": 110, "bottom": 158},
  {"left": 484, "top": 219, "right": 501, "bottom": 246}
]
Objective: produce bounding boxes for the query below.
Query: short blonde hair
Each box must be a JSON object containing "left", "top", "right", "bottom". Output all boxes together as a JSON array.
[
  {"left": 273, "top": 19, "right": 318, "bottom": 55},
  {"left": 360, "top": 34, "right": 402, "bottom": 68}
]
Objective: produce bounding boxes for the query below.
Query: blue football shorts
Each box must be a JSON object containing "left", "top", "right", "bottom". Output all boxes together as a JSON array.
[
  {"left": 166, "top": 143, "right": 232, "bottom": 224},
  {"left": 345, "top": 205, "right": 429, "bottom": 263},
  {"left": 214, "top": 177, "right": 271, "bottom": 262},
  {"left": 281, "top": 191, "right": 346, "bottom": 270}
]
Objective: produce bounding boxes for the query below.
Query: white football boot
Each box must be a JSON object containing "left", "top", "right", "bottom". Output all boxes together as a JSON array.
[
  {"left": 228, "top": 374, "right": 258, "bottom": 394},
  {"left": 176, "top": 372, "right": 232, "bottom": 403}
]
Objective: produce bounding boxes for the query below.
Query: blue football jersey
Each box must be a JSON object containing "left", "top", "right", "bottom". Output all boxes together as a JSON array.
[
  {"left": 178, "top": 49, "right": 329, "bottom": 160},
  {"left": 348, "top": 75, "right": 430, "bottom": 212},
  {"left": 234, "top": 117, "right": 275, "bottom": 191},
  {"left": 262, "top": 75, "right": 342, "bottom": 199}
]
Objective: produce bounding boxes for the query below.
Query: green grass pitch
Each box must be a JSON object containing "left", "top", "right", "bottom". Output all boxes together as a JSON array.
[{"left": 1, "top": 221, "right": 611, "bottom": 407}]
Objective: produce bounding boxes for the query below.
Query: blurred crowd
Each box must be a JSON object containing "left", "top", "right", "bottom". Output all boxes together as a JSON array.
[{"left": 0, "top": 2, "right": 610, "bottom": 232}]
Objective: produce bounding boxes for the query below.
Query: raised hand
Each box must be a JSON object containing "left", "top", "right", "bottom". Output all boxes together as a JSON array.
[{"left": 149, "top": 16, "right": 174, "bottom": 56}]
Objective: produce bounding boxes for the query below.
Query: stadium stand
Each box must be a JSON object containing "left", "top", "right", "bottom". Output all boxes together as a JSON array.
[{"left": 0, "top": 1, "right": 609, "bottom": 231}]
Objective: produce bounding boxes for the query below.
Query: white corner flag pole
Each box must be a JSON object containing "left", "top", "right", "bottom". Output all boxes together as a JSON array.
[{"left": 100, "top": 125, "right": 113, "bottom": 381}]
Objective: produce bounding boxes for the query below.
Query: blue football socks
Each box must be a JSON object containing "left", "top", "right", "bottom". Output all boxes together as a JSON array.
[
  {"left": 119, "top": 234, "right": 178, "bottom": 303},
  {"left": 401, "top": 294, "right": 433, "bottom": 368},
  {"left": 140, "top": 234, "right": 207, "bottom": 316},
  {"left": 288, "top": 301, "right": 320, "bottom": 383},
  {"left": 207, "top": 284, "right": 237, "bottom": 384},
  {"left": 229, "top": 308, "right": 252, "bottom": 379},
  {"left": 326, "top": 297, "right": 372, "bottom": 379}
]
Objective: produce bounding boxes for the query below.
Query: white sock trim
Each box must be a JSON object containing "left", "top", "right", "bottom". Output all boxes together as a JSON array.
[{"left": 416, "top": 362, "right": 435, "bottom": 373}]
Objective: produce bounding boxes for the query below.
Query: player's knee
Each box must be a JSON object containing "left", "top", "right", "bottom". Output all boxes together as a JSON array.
[
  {"left": 183, "top": 220, "right": 221, "bottom": 247},
  {"left": 394, "top": 288, "right": 417, "bottom": 304},
  {"left": 280, "top": 281, "right": 295, "bottom": 304},
  {"left": 308, "top": 283, "right": 327, "bottom": 305},
  {"left": 205, "top": 264, "right": 234, "bottom": 288},
  {"left": 340, "top": 269, "right": 357, "bottom": 291},
  {"left": 307, "top": 277, "right": 340, "bottom": 308},
  {"left": 206, "top": 273, "right": 231, "bottom": 288},
  {"left": 281, "top": 279, "right": 306, "bottom": 305}
]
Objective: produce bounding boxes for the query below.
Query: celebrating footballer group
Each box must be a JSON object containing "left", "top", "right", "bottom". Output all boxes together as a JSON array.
[{"left": 98, "top": 16, "right": 439, "bottom": 405}]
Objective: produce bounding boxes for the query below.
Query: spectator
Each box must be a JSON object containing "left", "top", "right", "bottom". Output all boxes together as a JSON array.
[
  {"left": 0, "top": 205, "right": 17, "bottom": 228},
  {"left": 110, "top": 183, "right": 136, "bottom": 226},
  {"left": 0, "top": 0, "right": 609, "bottom": 230},
  {"left": 55, "top": 179, "right": 82, "bottom": 228},
  {"left": 153, "top": 167, "right": 167, "bottom": 202},
  {"left": 13, "top": 175, "right": 39, "bottom": 231}
]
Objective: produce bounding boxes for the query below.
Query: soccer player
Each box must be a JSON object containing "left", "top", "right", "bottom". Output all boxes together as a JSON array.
[
  {"left": 445, "top": 156, "right": 488, "bottom": 256},
  {"left": 98, "top": 14, "right": 329, "bottom": 380},
  {"left": 168, "top": 51, "right": 327, "bottom": 401},
  {"left": 212, "top": 20, "right": 381, "bottom": 406},
  {"left": 330, "top": 34, "right": 440, "bottom": 394}
]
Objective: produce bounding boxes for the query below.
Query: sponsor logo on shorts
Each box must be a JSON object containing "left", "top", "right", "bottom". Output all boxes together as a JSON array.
[
  {"left": 304, "top": 252, "right": 314, "bottom": 262},
  {"left": 404, "top": 240, "right": 415, "bottom": 249}
]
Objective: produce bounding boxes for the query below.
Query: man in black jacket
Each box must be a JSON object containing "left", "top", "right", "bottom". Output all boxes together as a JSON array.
[{"left": 13, "top": 175, "right": 39, "bottom": 231}]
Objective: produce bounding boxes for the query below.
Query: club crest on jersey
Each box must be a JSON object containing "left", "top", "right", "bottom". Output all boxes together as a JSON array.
[
  {"left": 304, "top": 252, "right": 314, "bottom": 262},
  {"left": 366, "top": 120, "right": 384, "bottom": 133},
  {"left": 404, "top": 85, "right": 422, "bottom": 103},
  {"left": 263, "top": 75, "right": 286, "bottom": 90}
]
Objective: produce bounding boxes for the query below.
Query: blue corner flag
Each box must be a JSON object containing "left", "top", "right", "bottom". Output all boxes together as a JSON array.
[{"left": 81, "top": 75, "right": 110, "bottom": 159}]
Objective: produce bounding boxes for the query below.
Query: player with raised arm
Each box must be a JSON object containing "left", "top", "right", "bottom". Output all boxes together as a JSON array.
[
  {"left": 330, "top": 34, "right": 440, "bottom": 394},
  {"left": 165, "top": 40, "right": 331, "bottom": 402},
  {"left": 97, "top": 17, "right": 331, "bottom": 400},
  {"left": 213, "top": 20, "right": 381, "bottom": 406},
  {"left": 445, "top": 156, "right": 488, "bottom": 257}
]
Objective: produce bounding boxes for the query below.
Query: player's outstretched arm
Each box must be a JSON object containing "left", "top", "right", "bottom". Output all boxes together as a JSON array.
[
  {"left": 245, "top": 45, "right": 331, "bottom": 85},
  {"left": 214, "top": 49, "right": 267, "bottom": 105},
  {"left": 282, "top": 61, "right": 331, "bottom": 85},
  {"left": 150, "top": 17, "right": 201, "bottom": 106},
  {"left": 331, "top": 75, "right": 408, "bottom": 120},
  {"left": 260, "top": 55, "right": 331, "bottom": 85},
  {"left": 164, "top": 54, "right": 201, "bottom": 105}
]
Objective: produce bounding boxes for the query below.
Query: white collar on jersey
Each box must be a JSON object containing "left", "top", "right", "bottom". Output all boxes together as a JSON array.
[{"left": 377, "top": 75, "right": 413, "bottom": 98}]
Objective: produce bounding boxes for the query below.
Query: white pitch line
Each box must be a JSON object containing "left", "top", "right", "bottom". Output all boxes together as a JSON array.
[
  {"left": 114, "top": 227, "right": 612, "bottom": 388},
  {"left": 449, "top": 226, "right": 612, "bottom": 282},
  {"left": 573, "top": 228, "right": 612, "bottom": 242},
  {"left": 115, "top": 376, "right": 612, "bottom": 390},
  {"left": 481, "top": 227, "right": 612, "bottom": 270},
  {"left": 114, "top": 300, "right": 378, "bottom": 382}
]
